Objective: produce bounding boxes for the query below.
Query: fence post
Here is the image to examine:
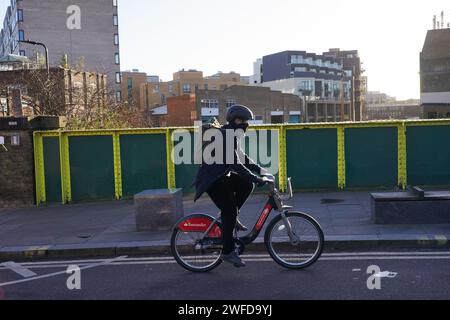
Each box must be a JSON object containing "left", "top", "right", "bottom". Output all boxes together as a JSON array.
[
  {"left": 33, "top": 132, "right": 46, "bottom": 205},
  {"left": 166, "top": 128, "right": 176, "bottom": 189},
  {"left": 113, "top": 131, "right": 123, "bottom": 200},
  {"left": 398, "top": 122, "right": 407, "bottom": 189},
  {"left": 59, "top": 132, "right": 72, "bottom": 204},
  {"left": 337, "top": 125, "right": 346, "bottom": 189}
]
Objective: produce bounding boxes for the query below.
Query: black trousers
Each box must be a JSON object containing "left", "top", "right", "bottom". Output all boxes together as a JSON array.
[{"left": 206, "top": 172, "right": 255, "bottom": 255}]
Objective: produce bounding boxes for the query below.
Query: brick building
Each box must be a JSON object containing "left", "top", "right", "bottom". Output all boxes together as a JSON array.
[
  {"left": 151, "top": 94, "right": 197, "bottom": 127},
  {"left": 0, "top": 65, "right": 107, "bottom": 117},
  {"left": 121, "top": 69, "right": 249, "bottom": 111},
  {"left": 196, "top": 85, "right": 302, "bottom": 124}
]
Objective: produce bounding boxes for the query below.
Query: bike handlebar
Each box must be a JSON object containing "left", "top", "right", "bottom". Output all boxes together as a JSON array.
[{"left": 266, "top": 177, "right": 293, "bottom": 202}]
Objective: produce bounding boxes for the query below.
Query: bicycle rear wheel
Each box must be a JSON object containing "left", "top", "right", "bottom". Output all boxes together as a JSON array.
[
  {"left": 171, "top": 214, "right": 223, "bottom": 273},
  {"left": 265, "top": 212, "right": 324, "bottom": 269}
]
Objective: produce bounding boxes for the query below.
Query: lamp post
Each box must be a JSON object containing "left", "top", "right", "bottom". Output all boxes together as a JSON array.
[{"left": 19, "top": 40, "right": 50, "bottom": 79}]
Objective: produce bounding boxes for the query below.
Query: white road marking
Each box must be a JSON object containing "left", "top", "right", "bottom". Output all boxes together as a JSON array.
[
  {"left": 1, "top": 262, "right": 37, "bottom": 278},
  {"left": 1, "top": 251, "right": 448, "bottom": 269},
  {"left": 1, "top": 254, "right": 450, "bottom": 271},
  {"left": 0, "top": 256, "right": 127, "bottom": 288}
]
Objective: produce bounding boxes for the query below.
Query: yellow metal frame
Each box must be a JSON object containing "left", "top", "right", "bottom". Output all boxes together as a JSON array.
[
  {"left": 397, "top": 123, "right": 407, "bottom": 189},
  {"left": 32, "top": 119, "right": 450, "bottom": 205},
  {"left": 166, "top": 129, "right": 176, "bottom": 189},
  {"left": 33, "top": 132, "right": 46, "bottom": 205},
  {"left": 337, "top": 125, "right": 346, "bottom": 189},
  {"left": 113, "top": 132, "right": 123, "bottom": 199},
  {"left": 278, "top": 125, "right": 287, "bottom": 192},
  {"left": 59, "top": 132, "right": 72, "bottom": 204}
]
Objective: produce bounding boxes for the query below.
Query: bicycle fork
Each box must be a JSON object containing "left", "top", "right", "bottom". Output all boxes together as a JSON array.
[{"left": 280, "top": 211, "right": 301, "bottom": 246}]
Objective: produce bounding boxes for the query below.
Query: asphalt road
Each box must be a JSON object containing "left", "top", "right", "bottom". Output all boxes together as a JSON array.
[{"left": 1, "top": 251, "right": 450, "bottom": 300}]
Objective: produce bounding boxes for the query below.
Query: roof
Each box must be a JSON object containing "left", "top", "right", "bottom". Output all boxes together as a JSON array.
[
  {"left": 421, "top": 29, "right": 450, "bottom": 60},
  {"left": 0, "top": 54, "right": 30, "bottom": 63},
  {"left": 151, "top": 105, "right": 168, "bottom": 115}
]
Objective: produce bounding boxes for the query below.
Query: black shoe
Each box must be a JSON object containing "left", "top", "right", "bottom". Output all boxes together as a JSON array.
[
  {"left": 236, "top": 218, "right": 249, "bottom": 232},
  {"left": 222, "top": 251, "right": 246, "bottom": 268}
]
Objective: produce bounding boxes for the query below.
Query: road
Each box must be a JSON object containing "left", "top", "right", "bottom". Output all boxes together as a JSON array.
[{"left": 1, "top": 251, "right": 450, "bottom": 300}]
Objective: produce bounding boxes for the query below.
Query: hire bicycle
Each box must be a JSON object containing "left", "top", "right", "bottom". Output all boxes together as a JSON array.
[{"left": 170, "top": 177, "right": 324, "bottom": 272}]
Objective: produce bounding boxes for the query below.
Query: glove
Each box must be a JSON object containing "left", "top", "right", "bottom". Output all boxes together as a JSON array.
[{"left": 256, "top": 176, "right": 274, "bottom": 188}]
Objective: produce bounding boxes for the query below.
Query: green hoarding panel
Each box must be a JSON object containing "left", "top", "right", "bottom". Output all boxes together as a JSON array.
[
  {"left": 407, "top": 125, "right": 450, "bottom": 186},
  {"left": 120, "top": 134, "right": 168, "bottom": 197},
  {"left": 286, "top": 129, "right": 338, "bottom": 189},
  {"left": 174, "top": 131, "right": 198, "bottom": 194},
  {"left": 43, "top": 137, "right": 62, "bottom": 203},
  {"left": 69, "top": 135, "right": 115, "bottom": 202},
  {"left": 345, "top": 127, "right": 398, "bottom": 188}
]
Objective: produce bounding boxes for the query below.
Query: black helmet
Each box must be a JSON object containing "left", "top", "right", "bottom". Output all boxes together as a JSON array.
[{"left": 226, "top": 105, "right": 254, "bottom": 123}]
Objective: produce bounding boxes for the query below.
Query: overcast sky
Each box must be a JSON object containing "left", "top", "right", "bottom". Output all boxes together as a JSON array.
[{"left": 1, "top": 0, "right": 449, "bottom": 100}]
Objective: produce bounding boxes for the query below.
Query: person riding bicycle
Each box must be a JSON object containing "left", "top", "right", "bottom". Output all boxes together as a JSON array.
[{"left": 193, "top": 105, "right": 274, "bottom": 268}]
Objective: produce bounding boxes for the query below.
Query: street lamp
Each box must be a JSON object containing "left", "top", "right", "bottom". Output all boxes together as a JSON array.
[{"left": 19, "top": 40, "right": 50, "bottom": 78}]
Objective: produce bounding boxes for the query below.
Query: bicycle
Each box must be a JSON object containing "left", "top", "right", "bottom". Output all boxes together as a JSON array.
[{"left": 171, "top": 177, "right": 324, "bottom": 272}]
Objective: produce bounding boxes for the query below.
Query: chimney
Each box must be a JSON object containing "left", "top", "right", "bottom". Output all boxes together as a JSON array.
[
  {"left": 433, "top": 15, "right": 437, "bottom": 29},
  {"left": 442, "top": 11, "right": 445, "bottom": 29}
]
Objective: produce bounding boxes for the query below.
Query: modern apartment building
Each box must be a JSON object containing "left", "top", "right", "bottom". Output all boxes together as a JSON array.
[
  {"left": 252, "top": 49, "right": 364, "bottom": 122},
  {"left": 420, "top": 27, "right": 450, "bottom": 118},
  {"left": 0, "top": 0, "right": 121, "bottom": 98},
  {"left": 323, "top": 49, "right": 366, "bottom": 122}
]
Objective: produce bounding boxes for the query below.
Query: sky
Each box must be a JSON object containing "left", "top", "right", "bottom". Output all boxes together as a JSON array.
[{"left": 1, "top": 0, "right": 450, "bottom": 100}]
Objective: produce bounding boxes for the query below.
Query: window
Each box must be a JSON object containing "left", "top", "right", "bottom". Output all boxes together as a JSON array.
[
  {"left": 226, "top": 99, "right": 236, "bottom": 108},
  {"left": 168, "top": 83, "right": 173, "bottom": 93},
  {"left": 18, "top": 29, "right": 24, "bottom": 41},
  {"left": 112, "top": 0, "right": 118, "bottom": 6},
  {"left": 17, "top": 9, "right": 23, "bottom": 22},
  {"left": 204, "top": 84, "right": 208, "bottom": 90},
  {"left": 289, "top": 115, "right": 301, "bottom": 124},
  {"left": 182, "top": 83, "right": 191, "bottom": 94},
  {"left": 114, "top": 34, "right": 119, "bottom": 45},
  {"left": 115, "top": 72, "right": 121, "bottom": 84},
  {"left": 115, "top": 91, "right": 122, "bottom": 102},
  {"left": 201, "top": 99, "right": 219, "bottom": 109},
  {"left": 19, "top": 50, "right": 25, "bottom": 56},
  {"left": 114, "top": 53, "right": 120, "bottom": 65},
  {"left": 113, "top": 15, "right": 119, "bottom": 26}
]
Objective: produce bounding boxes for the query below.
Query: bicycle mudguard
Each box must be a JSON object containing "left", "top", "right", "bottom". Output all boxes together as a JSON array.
[{"left": 177, "top": 214, "right": 222, "bottom": 237}]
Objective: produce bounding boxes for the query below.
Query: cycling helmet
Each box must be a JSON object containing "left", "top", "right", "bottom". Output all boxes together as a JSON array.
[{"left": 226, "top": 105, "right": 255, "bottom": 123}]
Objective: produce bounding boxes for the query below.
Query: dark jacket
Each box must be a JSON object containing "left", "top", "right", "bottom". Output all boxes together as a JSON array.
[{"left": 193, "top": 124, "right": 263, "bottom": 202}]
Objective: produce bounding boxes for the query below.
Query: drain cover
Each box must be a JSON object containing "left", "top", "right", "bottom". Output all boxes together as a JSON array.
[{"left": 321, "top": 199, "right": 345, "bottom": 204}]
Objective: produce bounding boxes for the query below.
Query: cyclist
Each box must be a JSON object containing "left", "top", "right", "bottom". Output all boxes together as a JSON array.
[{"left": 193, "top": 105, "right": 274, "bottom": 268}]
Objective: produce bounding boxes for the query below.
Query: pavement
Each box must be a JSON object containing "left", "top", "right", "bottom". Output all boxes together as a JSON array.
[{"left": 1, "top": 190, "right": 450, "bottom": 260}]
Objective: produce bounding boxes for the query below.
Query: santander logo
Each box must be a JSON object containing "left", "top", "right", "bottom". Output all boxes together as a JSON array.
[{"left": 183, "top": 222, "right": 207, "bottom": 228}]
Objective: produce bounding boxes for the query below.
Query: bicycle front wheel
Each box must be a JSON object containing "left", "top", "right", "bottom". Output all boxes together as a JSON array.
[{"left": 265, "top": 212, "right": 324, "bottom": 269}]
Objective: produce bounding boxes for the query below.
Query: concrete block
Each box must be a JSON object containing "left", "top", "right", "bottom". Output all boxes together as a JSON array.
[
  {"left": 371, "top": 191, "right": 450, "bottom": 224},
  {"left": 134, "top": 189, "right": 184, "bottom": 231}
]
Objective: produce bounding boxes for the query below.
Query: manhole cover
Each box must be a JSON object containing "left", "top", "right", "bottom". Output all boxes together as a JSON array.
[{"left": 321, "top": 199, "right": 345, "bottom": 204}]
